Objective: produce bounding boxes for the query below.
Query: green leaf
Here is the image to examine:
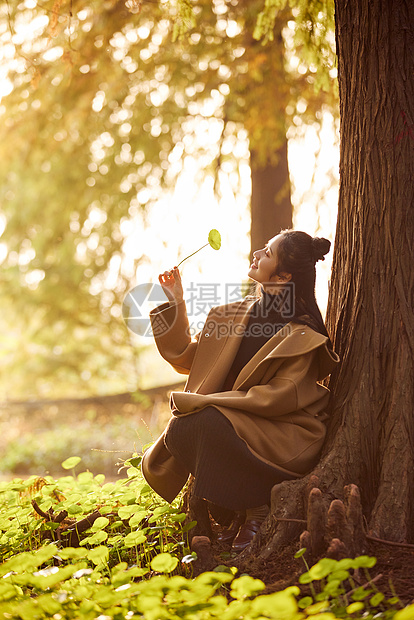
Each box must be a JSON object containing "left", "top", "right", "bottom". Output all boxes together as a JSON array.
[
  {"left": 125, "top": 456, "right": 142, "bottom": 468},
  {"left": 231, "top": 575, "right": 266, "bottom": 600},
  {"left": 395, "top": 604, "right": 414, "bottom": 620},
  {"left": 370, "top": 592, "right": 385, "bottom": 607},
  {"left": 37, "top": 593, "right": 62, "bottom": 615},
  {"left": 31, "top": 564, "right": 79, "bottom": 589},
  {"left": 307, "top": 558, "right": 338, "bottom": 580},
  {"left": 0, "top": 582, "right": 22, "bottom": 602},
  {"left": 56, "top": 547, "right": 87, "bottom": 560},
  {"left": 107, "top": 535, "right": 123, "bottom": 545},
  {"left": 299, "top": 572, "right": 313, "bottom": 584},
  {"left": 322, "top": 579, "right": 343, "bottom": 597},
  {"left": 352, "top": 555, "right": 377, "bottom": 569},
  {"left": 39, "top": 498, "right": 53, "bottom": 512},
  {"left": 61, "top": 456, "right": 82, "bottom": 470},
  {"left": 294, "top": 547, "right": 307, "bottom": 559},
  {"left": 88, "top": 546, "right": 109, "bottom": 566},
  {"left": 83, "top": 530, "right": 108, "bottom": 546},
  {"left": 118, "top": 504, "right": 143, "bottom": 520},
  {"left": 208, "top": 229, "right": 221, "bottom": 250},
  {"left": 351, "top": 587, "right": 372, "bottom": 601},
  {"left": 346, "top": 601, "right": 365, "bottom": 614},
  {"left": 327, "top": 569, "right": 350, "bottom": 582},
  {"left": 251, "top": 590, "right": 299, "bottom": 616},
  {"left": 129, "top": 511, "right": 147, "bottom": 527},
  {"left": 336, "top": 558, "right": 355, "bottom": 570},
  {"left": 298, "top": 596, "right": 313, "bottom": 609},
  {"left": 170, "top": 512, "right": 186, "bottom": 523},
  {"left": 306, "top": 601, "right": 330, "bottom": 614},
  {"left": 181, "top": 520, "right": 197, "bottom": 532},
  {"left": 124, "top": 530, "right": 146, "bottom": 547},
  {"left": 89, "top": 516, "right": 110, "bottom": 531},
  {"left": 150, "top": 552, "right": 178, "bottom": 573},
  {"left": 34, "top": 544, "right": 59, "bottom": 566}
]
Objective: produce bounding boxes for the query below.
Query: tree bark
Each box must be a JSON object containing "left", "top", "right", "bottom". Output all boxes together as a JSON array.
[
  {"left": 324, "top": 0, "right": 414, "bottom": 542},
  {"left": 244, "top": 13, "right": 293, "bottom": 257},
  {"left": 242, "top": 0, "right": 414, "bottom": 563}
]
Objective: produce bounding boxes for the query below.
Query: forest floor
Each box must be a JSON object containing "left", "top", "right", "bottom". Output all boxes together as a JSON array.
[
  {"left": 2, "top": 388, "right": 414, "bottom": 604},
  {"left": 191, "top": 524, "right": 414, "bottom": 606},
  {"left": 212, "top": 535, "right": 414, "bottom": 604}
]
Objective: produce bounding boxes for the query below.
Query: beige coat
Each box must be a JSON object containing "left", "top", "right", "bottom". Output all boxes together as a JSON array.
[{"left": 141, "top": 296, "right": 340, "bottom": 503}]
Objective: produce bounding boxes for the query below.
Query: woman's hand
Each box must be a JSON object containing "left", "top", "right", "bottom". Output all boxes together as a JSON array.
[{"left": 158, "top": 266, "right": 184, "bottom": 305}]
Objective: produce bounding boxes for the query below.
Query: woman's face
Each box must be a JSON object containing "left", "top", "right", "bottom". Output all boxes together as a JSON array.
[{"left": 248, "top": 234, "right": 291, "bottom": 288}]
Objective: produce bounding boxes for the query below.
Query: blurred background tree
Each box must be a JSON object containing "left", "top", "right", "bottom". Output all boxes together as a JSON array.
[{"left": 0, "top": 0, "right": 337, "bottom": 398}]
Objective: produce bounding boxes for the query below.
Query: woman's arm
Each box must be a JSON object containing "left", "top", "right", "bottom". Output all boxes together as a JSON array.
[
  {"left": 150, "top": 267, "right": 200, "bottom": 374},
  {"left": 170, "top": 350, "right": 329, "bottom": 417}
]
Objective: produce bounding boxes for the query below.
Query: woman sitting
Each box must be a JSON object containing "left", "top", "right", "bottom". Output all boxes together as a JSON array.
[{"left": 142, "top": 229, "right": 339, "bottom": 552}]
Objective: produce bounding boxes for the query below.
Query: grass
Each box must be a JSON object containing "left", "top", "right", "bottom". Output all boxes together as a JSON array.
[{"left": 0, "top": 400, "right": 170, "bottom": 479}]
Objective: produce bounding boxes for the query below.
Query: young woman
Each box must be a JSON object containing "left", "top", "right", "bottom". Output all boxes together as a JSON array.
[{"left": 141, "top": 229, "right": 340, "bottom": 552}]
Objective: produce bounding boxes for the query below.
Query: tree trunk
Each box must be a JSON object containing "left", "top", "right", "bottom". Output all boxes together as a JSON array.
[
  {"left": 245, "top": 12, "right": 293, "bottom": 257},
  {"left": 242, "top": 0, "right": 414, "bottom": 563},
  {"left": 250, "top": 141, "right": 292, "bottom": 257},
  {"left": 325, "top": 0, "right": 414, "bottom": 543}
]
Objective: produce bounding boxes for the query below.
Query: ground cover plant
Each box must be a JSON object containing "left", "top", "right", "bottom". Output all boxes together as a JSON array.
[{"left": 1, "top": 458, "right": 414, "bottom": 619}]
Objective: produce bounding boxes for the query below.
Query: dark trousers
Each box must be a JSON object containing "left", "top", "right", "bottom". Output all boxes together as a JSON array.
[{"left": 164, "top": 406, "right": 297, "bottom": 511}]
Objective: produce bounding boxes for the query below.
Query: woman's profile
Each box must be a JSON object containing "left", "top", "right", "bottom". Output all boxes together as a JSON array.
[{"left": 141, "top": 229, "right": 340, "bottom": 552}]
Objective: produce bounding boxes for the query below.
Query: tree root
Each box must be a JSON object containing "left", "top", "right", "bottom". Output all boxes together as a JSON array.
[
  {"left": 293, "top": 481, "right": 366, "bottom": 561},
  {"left": 32, "top": 499, "right": 103, "bottom": 547},
  {"left": 190, "top": 536, "right": 216, "bottom": 576},
  {"left": 235, "top": 480, "right": 367, "bottom": 565},
  {"left": 365, "top": 535, "right": 414, "bottom": 550}
]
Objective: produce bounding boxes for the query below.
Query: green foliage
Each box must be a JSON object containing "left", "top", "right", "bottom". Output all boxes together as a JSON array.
[
  {"left": 150, "top": 552, "right": 179, "bottom": 573},
  {"left": 171, "top": 0, "right": 197, "bottom": 41},
  {"left": 61, "top": 456, "right": 82, "bottom": 470},
  {"left": 255, "top": 0, "right": 336, "bottom": 93},
  {"left": 0, "top": 0, "right": 337, "bottom": 398},
  {"left": 0, "top": 464, "right": 412, "bottom": 619}
]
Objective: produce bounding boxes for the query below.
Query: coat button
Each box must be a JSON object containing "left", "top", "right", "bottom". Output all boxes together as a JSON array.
[
  {"left": 186, "top": 389, "right": 191, "bottom": 393},
  {"left": 205, "top": 333, "right": 210, "bottom": 337}
]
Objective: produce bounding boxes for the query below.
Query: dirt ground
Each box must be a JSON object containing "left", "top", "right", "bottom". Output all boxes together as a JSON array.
[{"left": 211, "top": 534, "right": 414, "bottom": 605}]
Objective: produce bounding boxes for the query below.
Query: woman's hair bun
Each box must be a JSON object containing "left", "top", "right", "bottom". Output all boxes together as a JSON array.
[{"left": 311, "top": 236, "right": 331, "bottom": 262}]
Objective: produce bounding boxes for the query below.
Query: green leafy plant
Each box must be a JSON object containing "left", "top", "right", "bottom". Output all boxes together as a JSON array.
[
  {"left": 295, "top": 549, "right": 407, "bottom": 620},
  {"left": 0, "top": 463, "right": 413, "bottom": 619},
  {"left": 177, "top": 229, "right": 221, "bottom": 267}
]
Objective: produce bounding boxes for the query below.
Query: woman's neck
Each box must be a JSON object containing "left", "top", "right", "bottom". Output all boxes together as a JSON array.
[{"left": 257, "top": 287, "right": 286, "bottom": 317}]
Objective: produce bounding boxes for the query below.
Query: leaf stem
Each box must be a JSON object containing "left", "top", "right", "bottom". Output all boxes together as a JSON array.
[{"left": 176, "top": 243, "right": 209, "bottom": 267}]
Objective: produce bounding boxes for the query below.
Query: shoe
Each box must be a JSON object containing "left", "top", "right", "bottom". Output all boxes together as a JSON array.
[
  {"left": 231, "top": 519, "right": 262, "bottom": 553},
  {"left": 217, "top": 512, "right": 246, "bottom": 545}
]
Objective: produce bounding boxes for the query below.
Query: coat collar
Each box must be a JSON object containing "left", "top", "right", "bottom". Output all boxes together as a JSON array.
[
  {"left": 188, "top": 296, "right": 339, "bottom": 394},
  {"left": 215, "top": 296, "right": 339, "bottom": 389}
]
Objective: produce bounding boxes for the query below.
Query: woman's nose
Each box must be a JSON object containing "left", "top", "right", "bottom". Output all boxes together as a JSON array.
[{"left": 253, "top": 248, "right": 263, "bottom": 259}]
